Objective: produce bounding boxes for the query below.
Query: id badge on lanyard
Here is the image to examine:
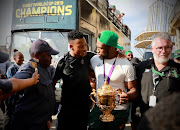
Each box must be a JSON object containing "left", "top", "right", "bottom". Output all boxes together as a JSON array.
[
  {"left": 149, "top": 95, "right": 157, "bottom": 107},
  {"left": 149, "top": 67, "right": 163, "bottom": 107},
  {"left": 149, "top": 81, "right": 158, "bottom": 107}
]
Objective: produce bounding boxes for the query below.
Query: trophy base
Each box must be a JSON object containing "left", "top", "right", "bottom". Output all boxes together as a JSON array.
[{"left": 99, "top": 114, "right": 115, "bottom": 122}]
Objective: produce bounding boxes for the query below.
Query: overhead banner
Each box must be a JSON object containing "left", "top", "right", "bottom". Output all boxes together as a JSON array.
[{"left": 12, "top": 0, "right": 78, "bottom": 31}]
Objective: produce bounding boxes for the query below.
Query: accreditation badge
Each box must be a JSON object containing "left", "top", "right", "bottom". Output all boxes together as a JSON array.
[{"left": 149, "top": 95, "right": 157, "bottom": 107}]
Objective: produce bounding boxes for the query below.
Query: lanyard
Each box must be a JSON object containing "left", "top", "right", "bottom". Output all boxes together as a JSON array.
[
  {"left": 151, "top": 67, "right": 164, "bottom": 94},
  {"left": 152, "top": 77, "right": 160, "bottom": 94},
  {"left": 103, "top": 54, "right": 118, "bottom": 84},
  {"left": 151, "top": 67, "right": 165, "bottom": 77}
]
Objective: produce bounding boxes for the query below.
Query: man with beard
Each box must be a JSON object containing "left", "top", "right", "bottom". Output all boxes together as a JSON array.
[
  {"left": 53, "top": 30, "right": 95, "bottom": 130},
  {"left": 134, "top": 32, "right": 180, "bottom": 129},
  {"left": 10, "top": 39, "right": 59, "bottom": 130},
  {"left": 88, "top": 30, "right": 138, "bottom": 130}
]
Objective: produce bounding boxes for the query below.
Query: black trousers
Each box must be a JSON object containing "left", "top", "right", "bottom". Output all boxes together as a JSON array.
[{"left": 56, "top": 105, "right": 89, "bottom": 130}]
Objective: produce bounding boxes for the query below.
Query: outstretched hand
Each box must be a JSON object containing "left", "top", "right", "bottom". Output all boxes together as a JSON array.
[{"left": 32, "top": 68, "right": 39, "bottom": 85}]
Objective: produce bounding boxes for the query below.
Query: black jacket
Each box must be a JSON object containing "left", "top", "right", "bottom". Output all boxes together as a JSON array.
[{"left": 135, "top": 58, "right": 180, "bottom": 114}]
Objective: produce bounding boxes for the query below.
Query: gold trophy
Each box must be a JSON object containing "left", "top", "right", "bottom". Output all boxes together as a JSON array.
[{"left": 90, "top": 79, "right": 117, "bottom": 122}]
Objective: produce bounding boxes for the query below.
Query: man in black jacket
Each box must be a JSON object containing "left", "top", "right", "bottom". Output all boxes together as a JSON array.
[
  {"left": 133, "top": 32, "right": 180, "bottom": 129},
  {"left": 53, "top": 30, "right": 95, "bottom": 130}
]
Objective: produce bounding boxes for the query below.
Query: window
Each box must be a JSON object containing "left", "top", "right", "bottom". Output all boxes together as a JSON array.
[{"left": 11, "top": 31, "right": 69, "bottom": 63}]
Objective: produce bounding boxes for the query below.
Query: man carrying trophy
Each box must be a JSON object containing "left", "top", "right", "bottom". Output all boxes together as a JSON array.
[{"left": 88, "top": 30, "right": 138, "bottom": 130}]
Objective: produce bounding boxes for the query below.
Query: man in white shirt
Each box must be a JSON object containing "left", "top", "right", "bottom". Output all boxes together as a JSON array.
[{"left": 88, "top": 30, "right": 138, "bottom": 130}]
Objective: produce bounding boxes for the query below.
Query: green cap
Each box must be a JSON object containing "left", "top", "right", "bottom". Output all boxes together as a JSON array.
[
  {"left": 112, "top": 5, "right": 116, "bottom": 8},
  {"left": 98, "top": 30, "right": 123, "bottom": 50},
  {"left": 125, "top": 50, "right": 133, "bottom": 55},
  {"left": 174, "top": 49, "right": 180, "bottom": 59}
]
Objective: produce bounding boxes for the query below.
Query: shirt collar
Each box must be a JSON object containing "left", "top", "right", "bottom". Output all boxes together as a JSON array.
[
  {"left": 150, "top": 58, "right": 172, "bottom": 72},
  {"left": 14, "top": 63, "right": 20, "bottom": 68}
]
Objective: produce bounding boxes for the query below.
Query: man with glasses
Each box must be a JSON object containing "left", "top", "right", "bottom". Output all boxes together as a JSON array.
[{"left": 133, "top": 32, "right": 180, "bottom": 129}]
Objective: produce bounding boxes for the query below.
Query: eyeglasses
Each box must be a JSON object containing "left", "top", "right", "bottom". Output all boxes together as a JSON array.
[{"left": 155, "top": 46, "right": 172, "bottom": 52}]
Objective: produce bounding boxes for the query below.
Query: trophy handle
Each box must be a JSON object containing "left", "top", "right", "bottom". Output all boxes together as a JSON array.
[{"left": 90, "top": 89, "right": 98, "bottom": 104}]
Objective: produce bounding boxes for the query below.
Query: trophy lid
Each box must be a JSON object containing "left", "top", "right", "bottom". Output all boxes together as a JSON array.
[{"left": 97, "top": 79, "right": 116, "bottom": 96}]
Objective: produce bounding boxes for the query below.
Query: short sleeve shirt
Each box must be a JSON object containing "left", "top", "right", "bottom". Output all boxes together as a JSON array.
[
  {"left": 12, "top": 59, "right": 55, "bottom": 124},
  {"left": 90, "top": 55, "right": 135, "bottom": 110}
]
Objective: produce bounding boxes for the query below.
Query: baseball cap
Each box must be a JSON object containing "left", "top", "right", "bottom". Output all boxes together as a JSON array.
[
  {"left": 125, "top": 50, "right": 133, "bottom": 55},
  {"left": 0, "top": 51, "right": 9, "bottom": 63},
  {"left": 174, "top": 49, "right": 180, "bottom": 59},
  {"left": 30, "top": 39, "right": 59, "bottom": 55},
  {"left": 98, "top": 30, "right": 123, "bottom": 50}
]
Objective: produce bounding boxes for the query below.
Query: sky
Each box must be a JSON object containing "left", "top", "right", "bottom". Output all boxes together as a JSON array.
[
  {"left": 109, "top": 0, "right": 177, "bottom": 58},
  {"left": 0, "top": 0, "right": 177, "bottom": 58}
]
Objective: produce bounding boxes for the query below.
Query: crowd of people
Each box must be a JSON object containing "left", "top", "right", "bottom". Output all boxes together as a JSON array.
[
  {"left": 108, "top": 4, "right": 129, "bottom": 37},
  {"left": 108, "top": 5, "right": 125, "bottom": 23},
  {"left": 0, "top": 30, "right": 180, "bottom": 130}
]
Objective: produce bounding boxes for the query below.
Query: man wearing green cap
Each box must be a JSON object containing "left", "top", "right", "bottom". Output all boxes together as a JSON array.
[
  {"left": 88, "top": 30, "right": 138, "bottom": 130},
  {"left": 174, "top": 49, "right": 180, "bottom": 63},
  {"left": 125, "top": 50, "right": 133, "bottom": 61},
  {"left": 125, "top": 50, "right": 141, "bottom": 66}
]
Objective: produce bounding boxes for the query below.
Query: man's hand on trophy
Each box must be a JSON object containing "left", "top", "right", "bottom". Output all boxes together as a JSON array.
[{"left": 116, "top": 88, "right": 128, "bottom": 105}]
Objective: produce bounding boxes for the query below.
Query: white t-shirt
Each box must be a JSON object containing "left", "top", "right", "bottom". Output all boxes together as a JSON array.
[{"left": 90, "top": 55, "right": 135, "bottom": 110}]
